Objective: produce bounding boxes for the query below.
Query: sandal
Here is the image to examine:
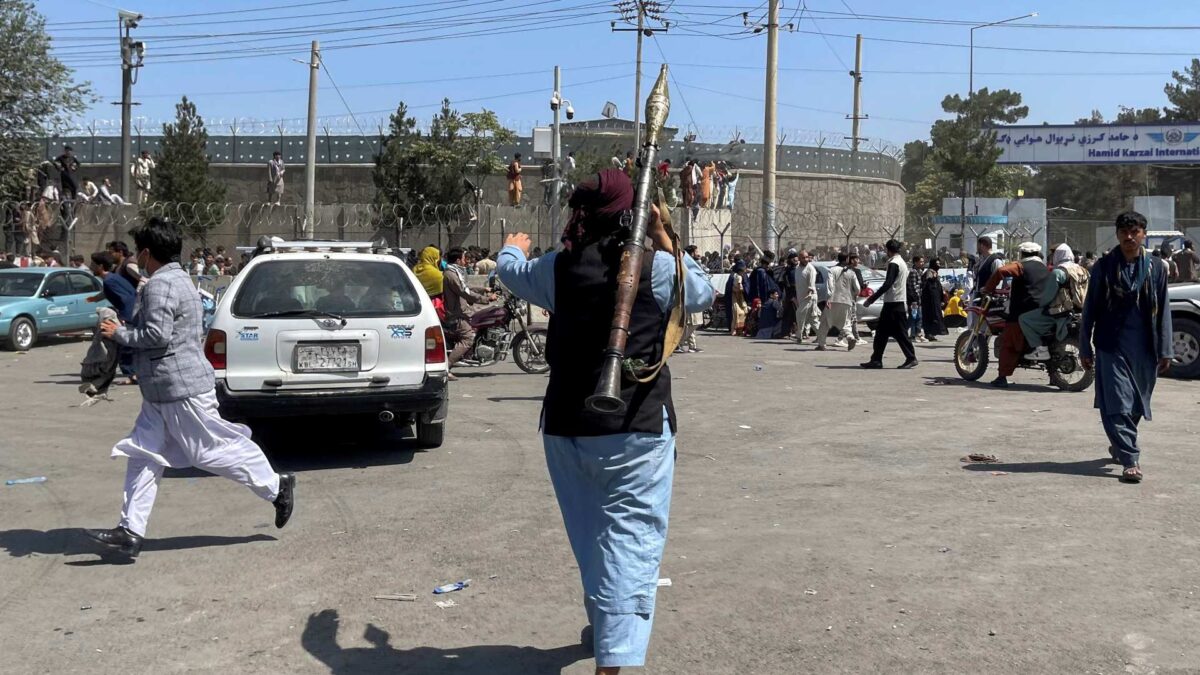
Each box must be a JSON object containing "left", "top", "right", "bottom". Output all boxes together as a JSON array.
[{"left": 1120, "top": 466, "right": 1143, "bottom": 483}]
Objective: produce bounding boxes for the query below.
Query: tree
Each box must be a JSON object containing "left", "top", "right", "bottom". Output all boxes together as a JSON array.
[
  {"left": 0, "top": 1, "right": 93, "bottom": 201},
  {"left": 928, "top": 88, "right": 1028, "bottom": 238},
  {"left": 373, "top": 102, "right": 423, "bottom": 213},
  {"left": 1163, "top": 59, "right": 1200, "bottom": 216},
  {"left": 148, "top": 97, "right": 226, "bottom": 243},
  {"left": 374, "top": 99, "right": 516, "bottom": 209}
]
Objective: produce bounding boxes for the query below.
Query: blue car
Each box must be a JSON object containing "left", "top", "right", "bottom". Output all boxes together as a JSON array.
[{"left": 0, "top": 268, "right": 110, "bottom": 351}]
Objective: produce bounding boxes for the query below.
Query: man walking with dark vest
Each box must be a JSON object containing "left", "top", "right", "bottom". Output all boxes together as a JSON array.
[
  {"left": 860, "top": 239, "right": 918, "bottom": 369},
  {"left": 497, "top": 168, "right": 713, "bottom": 673}
]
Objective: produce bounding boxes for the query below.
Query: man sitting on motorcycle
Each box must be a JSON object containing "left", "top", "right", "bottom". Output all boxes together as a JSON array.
[
  {"left": 982, "top": 242, "right": 1052, "bottom": 389},
  {"left": 1018, "top": 243, "right": 1090, "bottom": 362},
  {"left": 443, "top": 247, "right": 497, "bottom": 379}
]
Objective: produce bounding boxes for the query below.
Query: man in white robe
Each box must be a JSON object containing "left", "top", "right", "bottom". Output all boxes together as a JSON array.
[{"left": 84, "top": 217, "right": 295, "bottom": 559}]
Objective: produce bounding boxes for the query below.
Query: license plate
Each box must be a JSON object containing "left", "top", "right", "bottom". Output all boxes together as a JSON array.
[{"left": 294, "top": 343, "right": 360, "bottom": 373}]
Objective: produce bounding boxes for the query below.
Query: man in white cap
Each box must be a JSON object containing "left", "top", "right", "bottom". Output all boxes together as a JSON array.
[
  {"left": 1019, "top": 243, "right": 1089, "bottom": 361},
  {"left": 981, "top": 241, "right": 1052, "bottom": 388}
]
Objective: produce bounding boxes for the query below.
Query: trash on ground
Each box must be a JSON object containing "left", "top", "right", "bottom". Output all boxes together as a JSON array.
[
  {"left": 434, "top": 599, "right": 457, "bottom": 609},
  {"left": 988, "top": 629, "right": 996, "bottom": 636},
  {"left": 804, "top": 589, "right": 817, "bottom": 595},
  {"left": 738, "top": 425, "right": 752, "bottom": 429},
  {"left": 6, "top": 476, "right": 47, "bottom": 486},
  {"left": 433, "top": 580, "right": 471, "bottom": 594},
  {"left": 374, "top": 594, "right": 417, "bottom": 602},
  {"left": 938, "top": 547, "right": 951, "bottom": 553},
  {"left": 80, "top": 605, "right": 92, "bottom": 611},
  {"left": 961, "top": 454, "right": 999, "bottom": 463},
  {"left": 1031, "top": 408, "right": 1051, "bottom": 413},
  {"left": 989, "top": 471, "right": 1010, "bottom": 476},
  {"left": 657, "top": 578, "right": 672, "bottom": 587},
  {"left": 703, "top": 454, "right": 718, "bottom": 461},
  {"left": 753, "top": 364, "right": 764, "bottom": 371}
]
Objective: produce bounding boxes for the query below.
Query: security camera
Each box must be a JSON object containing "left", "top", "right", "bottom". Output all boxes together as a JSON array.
[
  {"left": 119, "top": 9, "right": 143, "bottom": 27},
  {"left": 566, "top": 104, "right": 575, "bottom": 120},
  {"left": 549, "top": 93, "right": 561, "bottom": 111}
]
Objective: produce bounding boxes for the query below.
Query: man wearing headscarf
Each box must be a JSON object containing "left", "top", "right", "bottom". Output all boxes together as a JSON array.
[
  {"left": 1081, "top": 212, "right": 1173, "bottom": 483},
  {"left": 982, "top": 241, "right": 1051, "bottom": 388},
  {"left": 1018, "top": 243, "right": 1089, "bottom": 361},
  {"left": 496, "top": 168, "right": 714, "bottom": 673}
]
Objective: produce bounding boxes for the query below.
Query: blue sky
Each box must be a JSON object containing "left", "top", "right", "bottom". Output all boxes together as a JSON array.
[{"left": 39, "top": 0, "right": 1200, "bottom": 149}]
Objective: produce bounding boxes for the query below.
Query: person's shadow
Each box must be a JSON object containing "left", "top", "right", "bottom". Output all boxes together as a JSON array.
[
  {"left": 0, "top": 528, "right": 276, "bottom": 565},
  {"left": 962, "top": 457, "right": 1118, "bottom": 479},
  {"left": 301, "top": 609, "right": 588, "bottom": 674}
]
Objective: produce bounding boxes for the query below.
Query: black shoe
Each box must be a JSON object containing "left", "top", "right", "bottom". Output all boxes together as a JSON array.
[
  {"left": 991, "top": 376, "right": 1009, "bottom": 388},
  {"left": 274, "top": 473, "right": 296, "bottom": 529},
  {"left": 898, "top": 359, "right": 919, "bottom": 369},
  {"left": 83, "top": 526, "right": 143, "bottom": 558},
  {"left": 580, "top": 625, "right": 594, "bottom": 656},
  {"left": 859, "top": 361, "right": 883, "bottom": 369}
]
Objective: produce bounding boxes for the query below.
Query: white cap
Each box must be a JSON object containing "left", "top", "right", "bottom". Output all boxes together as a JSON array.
[{"left": 1017, "top": 242, "right": 1043, "bottom": 256}]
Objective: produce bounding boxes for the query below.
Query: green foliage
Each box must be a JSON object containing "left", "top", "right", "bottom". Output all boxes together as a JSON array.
[
  {"left": 147, "top": 97, "right": 226, "bottom": 241},
  {"left": 1164, "top": 58, "right": 1200, "bottom": 121},
  {"left": 0, "top": 1, "right": 93, "bottom": 201},
  {"left": 929, "top": 88, "right": 1029, "bottom": 190},
  {"left": 373, "top": 98, "right": 516, "bottom": 209},
  {"left": 373, "top": 102, "right": 422, "bottom": 213},
  {"left": 900, "top": 140, "right": 931, "bottom": 195}
]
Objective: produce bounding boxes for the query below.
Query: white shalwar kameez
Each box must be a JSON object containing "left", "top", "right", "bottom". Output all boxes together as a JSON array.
[{"left": 114, "top": 390, "right": 279, "bottom": 536}]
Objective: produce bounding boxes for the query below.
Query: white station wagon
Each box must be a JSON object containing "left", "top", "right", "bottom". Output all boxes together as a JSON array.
[{"left": 205, "top": 240, "right": 449, "bottom": 447}]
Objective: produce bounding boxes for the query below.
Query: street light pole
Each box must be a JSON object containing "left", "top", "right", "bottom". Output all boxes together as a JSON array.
[
  {"left": 969, "top": 12, "right": 1037, "bottom": 97},
  {"left": 551, "top": 65, "right": 562, "bottom": 237},
  {"left": 963, "top": 11, "right": 1036, "bottom": 249},
  {"left": 762, "top": 0, "right": 779, "bottom": 253}
]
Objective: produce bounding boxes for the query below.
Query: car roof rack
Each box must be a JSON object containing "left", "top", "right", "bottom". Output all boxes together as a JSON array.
[{"left": 236, "top": 238, "right": 391, "bottom": 256}]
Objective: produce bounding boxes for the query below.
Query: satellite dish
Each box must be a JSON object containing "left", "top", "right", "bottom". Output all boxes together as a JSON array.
[{"left": 601, "top": 102, "right": 618, "bottom": 119}]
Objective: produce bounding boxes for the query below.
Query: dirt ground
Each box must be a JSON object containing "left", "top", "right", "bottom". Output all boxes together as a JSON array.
[{"left": 1, "top": 331, "right": 1199, "bottom": 674}]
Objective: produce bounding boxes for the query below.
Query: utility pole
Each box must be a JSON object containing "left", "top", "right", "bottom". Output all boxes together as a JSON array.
[
  {"left": 303, "top": 40, "right": 319, "bottom": 240},
  {"left": 117, "top": 10, "right": 144, "bottom": 201},
  {"left": 551, "top": 65, "right": 562, "bottom": 237},
  {"left": 848, "top": 34, "right": 865, "bottom": 154},
  {"left": 762, "top": 0, "right": 779, "bottom": 253},
  {"left": 612, "top": 2, "right": 667, "bottom": 153},
  {"left": 633, "top": 3, "right": 644, "bottom": 150}
]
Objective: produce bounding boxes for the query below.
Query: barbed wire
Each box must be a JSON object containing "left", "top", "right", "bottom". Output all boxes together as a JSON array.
[{"left": 47, "top": 117, "right": 902, "bottom": 154}]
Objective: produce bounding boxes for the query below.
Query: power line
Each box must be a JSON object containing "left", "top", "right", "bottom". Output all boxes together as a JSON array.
[
  {"left": 48, "top": 0, "right": 349, "bottom": 27},
  {"left": 318, "top": 56, "right": 366, "bottom": 137},
  {"left": 54, "top": 4, "right": 614, "bottom": 65},
  {"left": 52, "top": 1, "right": 610, "bottom": 59}
]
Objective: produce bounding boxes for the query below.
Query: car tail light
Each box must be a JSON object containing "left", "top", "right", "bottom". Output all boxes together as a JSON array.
[
  {"left": 205, "top": 329, "right": 227, "bottom": 369},
  {"left": 425, "top": 326, "right": 446, "bottom": 364}
]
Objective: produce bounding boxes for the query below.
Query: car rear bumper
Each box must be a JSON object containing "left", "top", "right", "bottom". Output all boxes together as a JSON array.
[{"left": 216, "top": 374, "right": 449, "bottom": 422}]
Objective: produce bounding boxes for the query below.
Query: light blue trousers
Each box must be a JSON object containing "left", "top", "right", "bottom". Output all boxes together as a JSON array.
[{"left": 542, "top": 409, "right": 675, "bottom": 668}]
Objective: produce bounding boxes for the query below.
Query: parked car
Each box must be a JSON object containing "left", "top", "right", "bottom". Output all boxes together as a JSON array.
[
  {"left": 1168, "top": 281, "right": 1200, "bottom": 379},
  {"left": 0, "top": 268, "right": 109, "bottom": 351},
  {"left": 205, "top": 240, "right": 450, "bottom": 447}
]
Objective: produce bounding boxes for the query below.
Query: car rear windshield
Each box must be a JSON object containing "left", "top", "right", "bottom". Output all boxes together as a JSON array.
[
  {"left": 232, "top": 259, "right": 421, "bottom": 318},
  {"left": 0, "top": 273, "right": 43, "bottom": 297}
]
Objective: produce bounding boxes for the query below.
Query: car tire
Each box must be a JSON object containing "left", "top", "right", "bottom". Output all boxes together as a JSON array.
[
  {"left": 1171, "top": 316, "right": 1200, "bottom": 379},
  {"left": 415, "top": 420, "right": 445, "bottom": 449},
  {"left": 7, "top": 316, "right": 36, "bottom": 351}
]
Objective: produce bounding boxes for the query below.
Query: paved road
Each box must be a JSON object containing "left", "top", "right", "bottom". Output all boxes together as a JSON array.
[{"left": 1, "top": 332, "right": 1198, "bottom": 674}]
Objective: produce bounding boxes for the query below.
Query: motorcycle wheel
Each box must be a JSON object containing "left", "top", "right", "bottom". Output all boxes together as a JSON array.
[
  {"left": 1047, "top": 336, "right": 1095, "bottom": 392},
  {"left": 954, "top": 331, "right": 989, "bottom": 381},
  {"left": 512, "top": 329, "right": 550, "bottom": 374}
]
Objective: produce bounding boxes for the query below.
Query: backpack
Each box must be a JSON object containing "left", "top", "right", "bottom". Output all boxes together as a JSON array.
[{"left": 1048, "top": 263, "right": 1089, "bottom": 316}]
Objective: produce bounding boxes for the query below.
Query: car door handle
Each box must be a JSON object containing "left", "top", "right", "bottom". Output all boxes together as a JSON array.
[{"left": 263, "top": 378, "right": 283, "bottom": 387}]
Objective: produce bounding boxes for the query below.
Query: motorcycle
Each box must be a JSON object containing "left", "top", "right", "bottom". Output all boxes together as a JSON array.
[
  {"left": 450, "top": 289, "right": 549, "bottom": 374},
  {"left": 953, "top": 289, "right": 1095, "bottom": 392}
]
